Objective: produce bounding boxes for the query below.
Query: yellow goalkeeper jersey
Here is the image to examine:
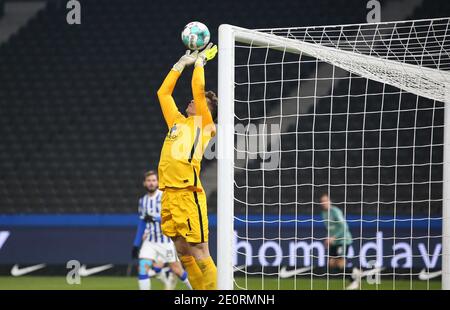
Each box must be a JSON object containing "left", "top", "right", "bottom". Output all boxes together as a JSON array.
[{"left": 157, "top": 67, "right": 216, "bottom": 192}]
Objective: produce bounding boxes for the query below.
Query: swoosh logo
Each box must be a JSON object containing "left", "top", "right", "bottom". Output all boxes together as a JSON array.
[
  {"left": 418, "top": 269, "right": 442, "bottom": 281},
  {"left": 11, "top": 264, "right": 46, "bottom": 276},
  {"left": 79, "top": 264, "right": 113, "bottom": 277},
  {"left": 279, "top": 266, "right": 312, "bottom": 278}
]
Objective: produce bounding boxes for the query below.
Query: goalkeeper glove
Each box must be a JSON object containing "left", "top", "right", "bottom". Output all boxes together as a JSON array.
[
  {"left": 173, "top": 50, "right": 198, "bottom": 73},
  {"left": 195, "top": 43, "right": 218, "bottom": 67},
  {"left": 131, "top": 246, "right": 140, "bottom": 259}
]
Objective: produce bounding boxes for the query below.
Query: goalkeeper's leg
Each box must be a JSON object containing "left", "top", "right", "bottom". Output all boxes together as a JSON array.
[
  {"left": 164, "top": 190, "right": 216, "bottom": 290},
  {"left": 183, "top": 190, "right": 217, "bottom": 290},
  {"left": 173, "top": 236, "right": 205, "bottom": 290},
  {"left": 190, "top": 243, "right": 217, "bottom": 290}
]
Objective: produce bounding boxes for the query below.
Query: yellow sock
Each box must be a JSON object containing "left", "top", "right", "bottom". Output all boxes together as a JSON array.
[
  {"left": 196, "top": 256, "right": 217, "bottom": 290},
  {"left": 180, "top": 256, "right": 205, "bottom": 290}
]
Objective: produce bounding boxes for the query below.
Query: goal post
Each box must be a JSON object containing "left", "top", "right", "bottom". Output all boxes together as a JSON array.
[
  {"left": 443, "top": 90, "right": 450, "bottom": 290},
  {"left": 217, "top": 19, "right": 450, "bottom": 290},
  {"left": 217, "top": 24, "right": 235, "bottom": 290}
]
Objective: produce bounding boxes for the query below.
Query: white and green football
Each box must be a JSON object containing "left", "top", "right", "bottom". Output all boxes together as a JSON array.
[{"left": 181, "top": 21, "right": 210, "bottom": 51}]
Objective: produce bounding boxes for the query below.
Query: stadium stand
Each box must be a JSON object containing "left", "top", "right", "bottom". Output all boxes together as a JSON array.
[
  {"left": 1, "top": 0, "right": 448, "bottom": 215},
  {"left": 0, "top": 0, "right": 368, "bottom": 213}
]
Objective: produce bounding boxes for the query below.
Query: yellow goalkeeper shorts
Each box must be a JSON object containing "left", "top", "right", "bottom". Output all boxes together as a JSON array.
[{"left": 161, "top": 188, "right": 209, "bottom": 244}]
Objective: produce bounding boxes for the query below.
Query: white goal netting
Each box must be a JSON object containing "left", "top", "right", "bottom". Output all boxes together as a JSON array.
[{"left": 224, "top": 18, "right": 450, "bottom": 290}]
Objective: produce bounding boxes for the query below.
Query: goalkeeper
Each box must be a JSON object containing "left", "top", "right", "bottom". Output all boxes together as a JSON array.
[
  {"left": 320, "top": 193, "right": 354, "bottom": 284},
  {"left": 156, "top": 43, "right": 218, "bottom": 290}
]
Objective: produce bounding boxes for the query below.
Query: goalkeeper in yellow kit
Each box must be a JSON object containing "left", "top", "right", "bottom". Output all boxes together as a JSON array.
[{"left": 156, "top": 43, "right": 218, "bottom": 290}]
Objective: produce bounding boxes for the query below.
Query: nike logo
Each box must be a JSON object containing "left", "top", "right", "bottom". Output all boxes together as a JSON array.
[
  {"left": 11, "top": 264, "right": 46, "bottom": 276},
  {"left": 79, "top": 264, "right": 113, "bottom": 277},
  {"left": 418, "top": 268, "right": 442, "bottom": 281},
  {"left": 279, "top": 266, "right": 312, "bottom": 278}
]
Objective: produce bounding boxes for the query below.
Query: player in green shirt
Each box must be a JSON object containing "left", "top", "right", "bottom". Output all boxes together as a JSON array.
[{"left": 320, "top": 193, "right": 353, "bottom": 280}]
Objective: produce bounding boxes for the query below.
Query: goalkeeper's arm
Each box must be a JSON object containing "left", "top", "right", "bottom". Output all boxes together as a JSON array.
[
  {"left": 157, "top": 70, "right": 182, "bottom": 129},
  {"left": 192, "top": 43, "right": 218, "bottom": 129},
  {"left": 157, "top": 50, "right": 199, "bottom": 128}
]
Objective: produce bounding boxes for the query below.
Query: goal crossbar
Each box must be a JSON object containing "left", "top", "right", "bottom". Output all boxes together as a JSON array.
[{"left": 225, "top": 25, "right": 450, "bottom": 103}]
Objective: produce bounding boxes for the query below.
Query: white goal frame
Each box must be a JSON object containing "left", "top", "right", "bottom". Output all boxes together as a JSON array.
[{"left": 216, "top": 22, "right": 450, "bottom": 290}]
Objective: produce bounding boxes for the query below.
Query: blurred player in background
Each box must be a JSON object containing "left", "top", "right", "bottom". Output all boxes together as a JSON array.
[
  {"left": 320, "top": 193, "right": 358, "bottom": 289},
  {"left": 132, "top": 170, "right": 192, "bottom": 290},
  {"left": 156, "top": 43, "right": 218, "bottom": 290}
]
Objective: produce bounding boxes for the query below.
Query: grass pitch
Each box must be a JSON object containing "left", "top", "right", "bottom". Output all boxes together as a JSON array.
[{"left": 0, "top": 276, "right": 440, "bottom": 290}]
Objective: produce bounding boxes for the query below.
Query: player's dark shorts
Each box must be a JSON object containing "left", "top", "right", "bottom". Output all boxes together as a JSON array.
[{"left": 328, "top": 244, "right": 350, "bottom": 258}]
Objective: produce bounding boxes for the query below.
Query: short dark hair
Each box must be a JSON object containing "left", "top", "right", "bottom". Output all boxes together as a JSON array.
[
  {"left": 144, "top": 170, "right": 158, "bottom": 180},
  {"left": 205, "top": 90, "right": 218, "bottom": 122}
]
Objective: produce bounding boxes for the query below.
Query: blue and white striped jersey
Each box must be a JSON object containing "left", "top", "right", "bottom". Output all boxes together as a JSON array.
[{"left": 138, "top": 190, "right": 172, "bottom": 244}]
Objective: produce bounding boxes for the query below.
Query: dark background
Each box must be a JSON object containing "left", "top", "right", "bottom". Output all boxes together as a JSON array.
[{"left": 2, "top": 0, "right": 449, "bottom": 214}]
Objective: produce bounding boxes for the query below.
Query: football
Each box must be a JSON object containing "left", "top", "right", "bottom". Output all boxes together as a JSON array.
[{"left": 181, "top": 21, "right": 210, "bottom": 50}]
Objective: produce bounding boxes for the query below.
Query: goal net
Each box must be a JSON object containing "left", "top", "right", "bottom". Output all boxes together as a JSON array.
[{"left": 217, "top": 18, "right": 450, "bottom": 290}]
